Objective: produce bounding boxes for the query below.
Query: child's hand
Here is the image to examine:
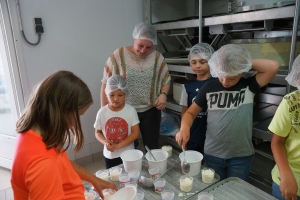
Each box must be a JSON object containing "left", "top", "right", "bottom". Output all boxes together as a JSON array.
[
  {"left": 175, "top": 129, "right": 190, "bottom": 149},
  {"left": 110, "top": 143, "right": 119, "bottom": 151},
  {"left": 105, "top": 140, "right": 115, "bottom": 152},
  {"left": 280, "top": 171, "right": 298, "bottom": 199}
]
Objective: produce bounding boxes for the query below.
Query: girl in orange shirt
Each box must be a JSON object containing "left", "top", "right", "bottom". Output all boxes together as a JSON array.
[{"left": 11, "top": 71, "right": 117, "bottom": 200}]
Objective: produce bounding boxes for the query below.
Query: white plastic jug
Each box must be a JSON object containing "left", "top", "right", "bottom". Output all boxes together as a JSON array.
[
  {"left": 145, "top": 149, "right": 168, "bottom": 174},
  {"left": 120, "top": 149, "right": 143, "bottom": 173},
  {"left": 179, "top": 150, "right": 203, "bottom": 176}
]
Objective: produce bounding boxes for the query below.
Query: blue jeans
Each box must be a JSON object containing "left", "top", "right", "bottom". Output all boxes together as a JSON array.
[
  {"left": 204, "top": 153, "right": 252, "bottom": 181},
  {"left": 137, "top": 107, "right": 161, "bottom": 150},
  {"left": 272, "top": 182, "right": 300, "bottom": 200}
]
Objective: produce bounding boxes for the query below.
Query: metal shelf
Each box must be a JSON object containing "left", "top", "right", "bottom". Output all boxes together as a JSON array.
[
  {"left": 153, "top": 19, "right": 199, "bottom": 31},
  {"left": 205, "top": 5, "right": 295, "bottom": 26},
  {"left": 153, "top": 6, "right": 295, "bottom": 31}
]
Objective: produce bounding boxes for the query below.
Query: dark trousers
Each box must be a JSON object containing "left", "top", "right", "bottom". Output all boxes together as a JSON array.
[
  {"left": 137, "top": 107, "right": 161, "bottom": 150},
  {"left": 104, "top": 157, "right": 122, "bottom": 169}
]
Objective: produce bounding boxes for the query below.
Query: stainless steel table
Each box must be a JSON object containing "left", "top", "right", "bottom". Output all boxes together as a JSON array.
[
  {"left": 124, "top": 150, "right": 220, "bottom": 200},
  {"left": 187, "top": 177, "right": 277, "bottom": 200}
]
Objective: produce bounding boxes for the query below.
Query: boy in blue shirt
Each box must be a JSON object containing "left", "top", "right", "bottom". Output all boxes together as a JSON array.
[
  {"left": 179, "top": 43, "right": 215, "bottom": 154},
  {"left": 176, "top": 44, "right": 279, "bottom": 181}
]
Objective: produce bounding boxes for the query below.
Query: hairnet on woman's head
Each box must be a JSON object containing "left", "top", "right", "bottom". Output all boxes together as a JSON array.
[
  {"left": 285, "top": 54, "right": 300, "bottom": 89},
  {"left": 105, "top": 75, "right": 129, "bottom": 96},
  {"left": 208, "top": 44, "right": 252, "bottom": 77},
  {"left": 188, "top": 43, "right": 215, "bottom": 62},
  {"left": 132, "top": 22, "right": 157, "bottom": 45}
]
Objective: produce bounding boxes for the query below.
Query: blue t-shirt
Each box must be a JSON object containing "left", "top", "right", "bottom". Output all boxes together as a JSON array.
[{"left": 179, "top": 77, "right": 216, "bottom": 153}]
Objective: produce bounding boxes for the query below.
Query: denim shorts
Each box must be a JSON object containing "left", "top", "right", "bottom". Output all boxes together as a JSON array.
[
  {"left": 272, "top": 182, "right": 300, "bottom": 200},
  {"left": 204, "top": 153, "right": 252, "bottom": 181}
]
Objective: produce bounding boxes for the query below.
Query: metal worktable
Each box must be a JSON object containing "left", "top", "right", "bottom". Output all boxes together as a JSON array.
[{"left": 127, "top": 150, "right": 219, "bottom": 200}]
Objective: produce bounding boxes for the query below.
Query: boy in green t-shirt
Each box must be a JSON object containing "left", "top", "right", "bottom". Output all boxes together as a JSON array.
[{"left": 269, "top": 54, "right": 300, "bottom": 200}]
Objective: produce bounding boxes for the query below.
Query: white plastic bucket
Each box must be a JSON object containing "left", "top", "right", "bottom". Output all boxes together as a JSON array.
[
  {"left": 145, "top": 149, "right": 168, "bottom": 174},
  {"left": 179, "top": 150, "right": 203, "bottom": 176},
  {"left": 109, "top": 186, "right": 138, "bottom": 200},
  {"left": 120, "top": 149, "right": 143, "bottom": 173}
]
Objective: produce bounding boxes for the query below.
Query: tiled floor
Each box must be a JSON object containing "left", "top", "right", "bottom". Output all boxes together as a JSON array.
[{"left": 0, "top": 167, "right": 13, "bottom": 200}]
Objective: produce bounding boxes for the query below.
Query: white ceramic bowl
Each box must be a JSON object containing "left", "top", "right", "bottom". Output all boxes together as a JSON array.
[
  {"left": 120, "top": 149, "right": 143, "bottom": 173},
  {"left": 109, "top": 186, "right": 138, "bottom": 200},
  {"left": 179, "top": 150, "right": 203, "bottom": 176},
  {"left": 145, "top": 149, "right": 168, "bottom": 174}
]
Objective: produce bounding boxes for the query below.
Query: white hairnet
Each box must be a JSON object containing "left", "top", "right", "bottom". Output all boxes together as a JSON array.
[
  {"left": 285, "top": 54, "right": 300, "bottom": 89},
  {"left": 132, "top": 22, "right": 157, "bottom": 45},
  {"left": 105, "top": 75, "right": 129, "bottom": 96},
  {"left": 208, "top": 44, "right": 252, "bottom": 77},
  {"left": 188, "top": 43, "right": 215, "bottom": 62}
]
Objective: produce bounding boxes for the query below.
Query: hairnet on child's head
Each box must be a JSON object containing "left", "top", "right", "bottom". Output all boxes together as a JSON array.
[
  {"left": 285, "top": 54, "right": 300, "bottom": 89},
  {"left": 188, "top": 43, "right": 215, "bottom": 62},
  {"left": 132, "top": 22, "right": 157, "bottom": 45},
  {"left": 208, "top": 44, "right": 252, "bottom": 77},
  {"left": 105, "top": 75, "right": 129, "bottom": 96}
]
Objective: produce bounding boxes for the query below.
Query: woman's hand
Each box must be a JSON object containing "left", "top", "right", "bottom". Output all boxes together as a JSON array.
[
  {"left": 153, "top": 94, "right": 167, "bottom": 110},
  {"left": 280, "top": 171, "right": 298, "bottom": 200}
]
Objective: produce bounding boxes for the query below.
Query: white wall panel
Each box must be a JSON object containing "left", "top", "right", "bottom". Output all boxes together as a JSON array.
[{"left": 5, "top": 0, "right": 143, "bottom": 158}]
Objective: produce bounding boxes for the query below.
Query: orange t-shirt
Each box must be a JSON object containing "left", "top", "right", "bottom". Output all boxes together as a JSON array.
[{"left": 11, "top": 130, "right": 85, "bottom": 200}]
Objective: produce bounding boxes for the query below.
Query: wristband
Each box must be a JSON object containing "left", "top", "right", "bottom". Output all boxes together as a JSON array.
[{"left": 160, "top": 92, "right": 167, "bottom": 98}]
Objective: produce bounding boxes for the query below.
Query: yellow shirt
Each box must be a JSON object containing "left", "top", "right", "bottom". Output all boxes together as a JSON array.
[{"left": 268, "top": 90, "right": 300, "bottom": 196}]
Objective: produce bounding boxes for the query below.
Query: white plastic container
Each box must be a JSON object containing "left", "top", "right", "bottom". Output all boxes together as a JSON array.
[
  {"left": 179, "top": 150, "right": 203, "bottom": 176},
  {"left": 109, "top": 186, "right": 138, "bottom": 200},
  {"left": 162, "top": 145, "right": 172, "bottom": 157},
  {"left": 119, "top": 173, "right": 130, "bottom": 188},
  {"left": 148, "top": 167, "right": 160, "bottom": 180},
  {"left": 125, "top": 182, "right": 138, "bottom": 188},
  {"left": 201, "top": 168, "right": 215, "bottom": 184},
  {"left": 161, "top": 190, "right": 175, "bottom": 200},
  {"left": 120, "top": 149, "right": 143, "bottom": 173},
  {"left": 198, "top": 192, "right": 213, "bottom": 200},
  {"left": 84, "top": 190, "right": 97, "bottom": 200},
  {"left": 109, "top": 166, "right": 122, "bottom": 182},
  {"left": 95, "top": 169, "right": 109, "bottom": 181},
  {"left": 136, "top": 190, "right": 144, "bottom": 200},
  {"left": 102, "top": 188, "right": 116, "bottom": 200},
  {"left": 128, "top": 170, "right": 140, "bottom": 183},
  {"left": 179, "top": 175, "right": 193, "bottom": 192},
  {"left": 153, "top": 178, "right": 166, "bottom": 194},
  {"left": 145, "top": 149, "right": 168, "bottom": 174}
]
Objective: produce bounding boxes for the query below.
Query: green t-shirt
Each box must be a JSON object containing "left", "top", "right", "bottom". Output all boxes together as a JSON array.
[{"left": 268, "top": 90, "right": 300, "bottom": 196}]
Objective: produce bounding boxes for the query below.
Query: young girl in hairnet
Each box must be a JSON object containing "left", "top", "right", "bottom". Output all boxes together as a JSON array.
[
  {"left": 268, "top": 54, "right": 300, "bottom": 200},
  {"left": 179, "top": 43, "right": 215, "bottom": 155},
  {"left": 94, "top": 75, "right": 140, "bottom": 168},
  {"left": 176, "top": 44, "right": 279, "bottom": 181}
]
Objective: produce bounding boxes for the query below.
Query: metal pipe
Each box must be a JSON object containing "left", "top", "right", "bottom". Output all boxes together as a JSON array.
[
  {"left": 157, "top": 34, "right": 168, "bottom": 52},
  {"left": 175, "top": 36, "right": 186, "bottom": 49},
  {"left": 216, "top": 34, "right": 228, "bottom": 48},
  {"left": 226, "top": 28, "right": 265, "bottom": 33},
  {"left": 199, "top": 0, "right": 202, "bottom": 43},
  {"left": 183, "top": 35, "right": 193, "bottom": 47},
  {"left": 287, "top": 0, "right": 300, "bottom": 93}
]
